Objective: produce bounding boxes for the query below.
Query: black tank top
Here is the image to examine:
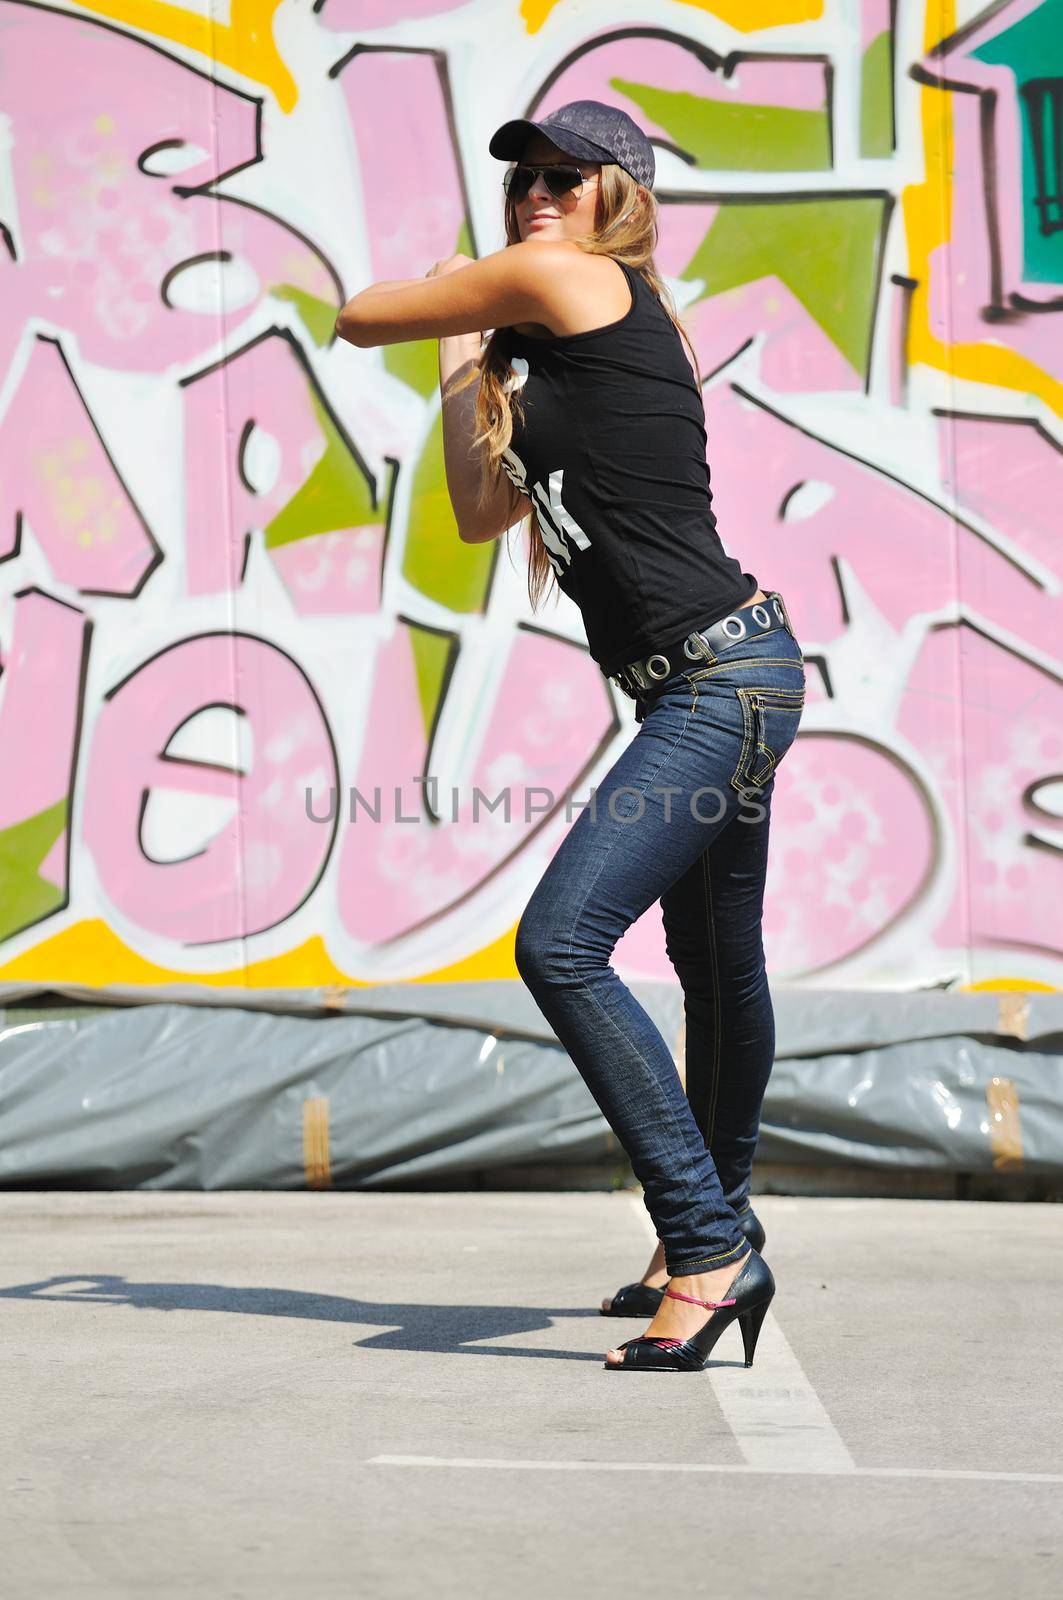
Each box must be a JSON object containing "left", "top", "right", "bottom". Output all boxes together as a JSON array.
[{"left": 498, "top": 255, "right": 758, "bottom": 678}]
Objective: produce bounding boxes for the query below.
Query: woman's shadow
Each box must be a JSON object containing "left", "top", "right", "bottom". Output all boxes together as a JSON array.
[{"left": 0, "top": 1273, "right": 628, "bottom": 1361}]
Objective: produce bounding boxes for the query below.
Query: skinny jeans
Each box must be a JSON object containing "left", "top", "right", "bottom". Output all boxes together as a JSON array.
[{"left": 513, "top": 603, "right": 806, "bottom": 1277}]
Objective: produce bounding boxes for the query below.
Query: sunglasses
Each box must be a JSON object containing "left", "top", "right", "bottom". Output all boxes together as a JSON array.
[{"left": 502, "top": 163, "right": 596, "bottom": 204}]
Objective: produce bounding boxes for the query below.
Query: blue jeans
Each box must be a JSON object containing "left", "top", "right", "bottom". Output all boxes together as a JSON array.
[{"left": 514, "top": 600, "right": 806, "bottom": 1278}]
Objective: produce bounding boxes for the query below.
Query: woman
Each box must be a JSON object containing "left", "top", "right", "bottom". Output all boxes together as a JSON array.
[{"left": 335, "top": 100, "right": 805, "bottom": 1373}]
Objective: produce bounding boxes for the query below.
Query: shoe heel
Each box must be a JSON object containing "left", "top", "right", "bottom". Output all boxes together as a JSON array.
[{"left": 738, "top": 1299, "right": 771, "bottom": 1367}]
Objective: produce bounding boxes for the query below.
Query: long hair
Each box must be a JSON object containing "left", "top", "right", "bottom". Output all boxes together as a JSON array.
[{"left": 448, "top": 162, "right": 701, "bottom": 613}]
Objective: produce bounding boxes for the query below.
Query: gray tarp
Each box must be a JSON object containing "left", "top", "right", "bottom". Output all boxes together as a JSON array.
[{"left": 1, "top": 983, "right": 1061, "bottom": 1187}]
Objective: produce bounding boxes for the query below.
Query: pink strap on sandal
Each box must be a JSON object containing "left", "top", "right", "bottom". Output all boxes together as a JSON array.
[{"left": 664, "top": 1288, "right": 737, "bottom": 1309}]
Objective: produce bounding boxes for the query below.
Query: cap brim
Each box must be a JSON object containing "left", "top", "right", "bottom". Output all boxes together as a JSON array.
[{"left": 488, "top": 118, "right": 613, "bottom": 166}]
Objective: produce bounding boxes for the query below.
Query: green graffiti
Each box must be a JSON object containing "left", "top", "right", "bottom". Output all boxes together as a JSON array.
[
  {"left": 684, "top": 197, "right": 886, "bottom": 377},
  {"left": 403, "top": 410, "right": 495, "bottom": 613},
  {"left": 384, "top": 338, "right": 440, "bottom": 397},
  {"left": 272, "top": 285, "right": 341, "bottom": 348},
  {"left": 264, "top": 389, "right": 378, "bottom": 551},
  {"left": 386, "top": 219, "right": 479, "bottom": 397},
  {"left": 612, "top": 76, "right": 831, "bottom": 172},
  {"left": 860, "top": 30, "right": 896, "bottom": 158},
  {"left": 409, "top": 624, "right": 455, "bottom": 736},
  {"left": 974, "top": 0, "right": 1063, "bottom": 286},
  {"left": 0, "top": 799, "right": 66, "bottom": 943},
  {"left": 401, "top": 212, "right": 497, "bottom": 614}
]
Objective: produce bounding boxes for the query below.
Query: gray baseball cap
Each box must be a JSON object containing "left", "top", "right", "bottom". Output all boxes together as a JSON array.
[{"left": 489, "top": 99, "right": 655, "bottom": 190}]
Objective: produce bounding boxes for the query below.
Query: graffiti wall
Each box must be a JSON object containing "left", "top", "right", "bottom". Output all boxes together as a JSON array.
[{"left": 1, "top": 0, "right": 1061, "bottom": 999}]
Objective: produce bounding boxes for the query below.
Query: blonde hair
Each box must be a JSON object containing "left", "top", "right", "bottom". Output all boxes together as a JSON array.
[{"left": 449, "top": 162, "right": 701, "bottom": 613}]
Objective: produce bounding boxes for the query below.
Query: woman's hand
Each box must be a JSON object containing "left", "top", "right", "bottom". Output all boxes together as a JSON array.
[{"left": 426, "top": 252, "right": 476, "bottom": 279}]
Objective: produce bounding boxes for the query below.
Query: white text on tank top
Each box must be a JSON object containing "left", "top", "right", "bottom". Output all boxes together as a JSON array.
[{"left": 499, "top": 443, "right": 591, "bottom": 577}]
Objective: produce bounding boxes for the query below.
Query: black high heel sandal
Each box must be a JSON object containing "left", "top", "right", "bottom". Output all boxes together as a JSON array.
[
  {"left": 604, "top": 1247, "right": 775, "bottom": 1373},
  {"left": 599, "top": 1205, "right": 766, "bottom": 1318}
]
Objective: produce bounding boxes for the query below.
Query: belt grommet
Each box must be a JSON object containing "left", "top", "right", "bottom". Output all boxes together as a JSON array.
[
  {"left": 721, "top": 616, "right": 747, "bottom": 639},
  {"left": 772, "top": 597, "right": 784, "bottom": 621},
  {"left": 646, "top": 653, "right": 671, "bottom": 680},
  {"left": 751, "top": 605, "right": 771, "bottom": 627},
  {"left": 682, "top": 636, "right": 704, "bottom": 660}
]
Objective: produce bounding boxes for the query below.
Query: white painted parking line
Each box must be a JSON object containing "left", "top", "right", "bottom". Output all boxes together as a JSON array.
[
  {"left": 629, "top": 1196, "right": 856, "bottom": 1470},
  {"left": 366, "top": 1457, "right": 1063, "bottom": 1485},
  {"left": 367, "top": 1198, "right": 1063, "bottom": 1489}
]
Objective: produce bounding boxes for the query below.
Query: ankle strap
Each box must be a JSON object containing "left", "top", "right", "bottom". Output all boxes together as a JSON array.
[{"left": 665, "top": 1288, "right": 737, "bottom": 1309}]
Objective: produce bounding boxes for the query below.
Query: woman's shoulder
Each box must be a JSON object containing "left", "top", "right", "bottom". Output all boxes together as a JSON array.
[{"left": 510, "top": 248, "right": 638, "bottom": 341}]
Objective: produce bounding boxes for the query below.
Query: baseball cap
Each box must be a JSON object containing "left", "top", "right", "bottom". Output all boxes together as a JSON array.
[{"left": 489, "top": 99, "right": 655, "bottom": 191}]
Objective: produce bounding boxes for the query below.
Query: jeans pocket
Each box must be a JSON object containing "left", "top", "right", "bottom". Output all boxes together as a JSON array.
[{"left": 730, "top": 684, "right": 806, "bottom": 792}]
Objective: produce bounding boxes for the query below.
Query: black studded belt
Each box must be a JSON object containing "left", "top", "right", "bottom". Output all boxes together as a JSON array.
[{"left": 608, "top": 589, "right": 797, "bottom": 703}]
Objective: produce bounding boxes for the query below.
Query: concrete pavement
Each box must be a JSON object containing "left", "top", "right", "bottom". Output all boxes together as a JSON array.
[{"left": 2, "top": 1190, "right": 1061, "bottom": 1598}]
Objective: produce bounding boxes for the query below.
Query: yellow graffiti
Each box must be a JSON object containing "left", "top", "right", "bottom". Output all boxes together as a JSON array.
[
  {"left": 69, "top": 0, "right": 297, "bottom": 113},
  {"left": 521, "top": 0, "right": 823, "bottom": 33},
  {"left": 408, "top": 923, "right": 521, "bottom": 984},
  {"left": 903, "top": 9, "right": 1063, "bottom": 419},
  {"left": 922, "top": 0, "right": 957, "bottom": 53},
  {"left": 0, "top": 919, "right": 350, "bottom": 988},
  {"left": 0, "top": 916, "right": 519, "bottom": 989},
  {"left": 957, "top": 978, "right": 1058, "bottom": 992}
]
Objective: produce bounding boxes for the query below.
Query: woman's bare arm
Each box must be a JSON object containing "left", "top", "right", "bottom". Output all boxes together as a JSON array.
[
  {"left": 335, "top": 239, "right": 570, "bottom": 347},
  {"left": 439, "top": 337, "right": 532, "bottom": 542}
]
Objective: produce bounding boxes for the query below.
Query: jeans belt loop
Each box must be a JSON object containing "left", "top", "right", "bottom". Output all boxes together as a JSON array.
[{"left": 684, "top": 629, "right": 715, "bottom": 665}]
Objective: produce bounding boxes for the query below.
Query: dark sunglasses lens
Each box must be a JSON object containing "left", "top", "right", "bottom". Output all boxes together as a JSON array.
[
  {"left": 503, "top": 166, "right": 533, "bottom": 201},
  {"left": 503, "top": 164, "right": 583, "bottom": 202},
  {"left": 544, "top": 166, "right": 583, "bottom": 198}
]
